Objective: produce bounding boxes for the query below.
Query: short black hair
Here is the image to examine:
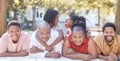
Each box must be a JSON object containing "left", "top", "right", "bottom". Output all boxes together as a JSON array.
[
  {"left": 102, "top": 22, "right": 116, "bottom": 32},
  {"left": 43, "top": 9, "right": 58, "bottom": 25},
  {"left": 7, "top": 20, "right": 21, "bottom": 29},
  {"left": 71, "top": 24, "right": 86, "bottom": 34}
]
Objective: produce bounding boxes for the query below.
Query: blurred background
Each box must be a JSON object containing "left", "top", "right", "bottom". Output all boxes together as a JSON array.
[{"left": 0, "top": 0, "right": 120, "bottom": 37}]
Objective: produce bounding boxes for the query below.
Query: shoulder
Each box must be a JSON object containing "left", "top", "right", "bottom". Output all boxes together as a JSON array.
[
  {"left": 0, "top": 32, "right": 10, "bottom": 41},
  {"left": 21, "top": 31, "right": 30, "bottom": 36},
  {"left": 94, "top": 34, "right": 103, "bottom": 42},
  {"left": 0, "top": 32, "right": 10, "bottom": 44},
  {"left": 116, "top": 35, "right": 120, "bottom": 42},
  {"left": 20, "top": 31, "right": 31, "bottom": 39}
]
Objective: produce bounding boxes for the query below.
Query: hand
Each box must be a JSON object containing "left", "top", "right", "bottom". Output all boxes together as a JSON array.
[
  {"left": 45, "top": 52, "right": 61, "bottom": 58},
  {"left": 83, "top": 55, "right": 93, "bottom": 61},
  {"left": 67, "top": 48, "right": 75, "bottom": 54},
  {"left": 30, "top": 46, "right": 44, "bottom": 53},
  {"left": 19, "top": 50, "right": 29, "bottom": 56},
  {"left": 45, "top": 46, "right": 53, "bottom": 52},
  {"left": 107, "top": 53, "right": 117, "bottom": 61}
]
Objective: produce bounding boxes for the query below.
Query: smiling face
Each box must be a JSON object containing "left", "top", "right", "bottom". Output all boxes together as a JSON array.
[
  {"left": 72, "top": 30, "right": 85, "bottom": 45},
  {"left": 8, "top": 25, "right": 21, "bottom": 43},
  {"left": 38, "top": 21, "right": 51, "bottom": 43},
  {"left": 103, "top": 27, "right": 115, "bottom": 42},
  {"left": 38, "top": 27, "right": 51, "bottom": 43}
]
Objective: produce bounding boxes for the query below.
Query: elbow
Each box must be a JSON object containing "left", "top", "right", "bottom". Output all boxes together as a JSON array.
[
  {"left": 0, "top": 53, "right": 3, "bottom": 57},
  {"left": 91, "top": 54, "right": 97, "bottom": 59},
  {"left": 58, "top": 30, "right": 64, "bottom": 39}
]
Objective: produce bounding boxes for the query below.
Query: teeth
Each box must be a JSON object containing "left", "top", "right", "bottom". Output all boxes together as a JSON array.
[{"left": 13, "top": 36, "right": 17, "bottom": 37}]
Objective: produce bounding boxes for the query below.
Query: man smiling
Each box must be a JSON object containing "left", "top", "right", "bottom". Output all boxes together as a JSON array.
[{"left": 94, "top": 22, "right": 120, "bottom": 61}]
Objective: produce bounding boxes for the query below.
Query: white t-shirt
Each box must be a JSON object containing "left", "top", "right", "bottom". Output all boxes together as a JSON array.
[{"left": 30, "top": 29, "right": 62, "bottom": 53}]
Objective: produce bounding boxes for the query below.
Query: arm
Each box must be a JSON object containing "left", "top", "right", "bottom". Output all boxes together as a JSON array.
[
  {"left": 88, "top": 38, "right": 97, "bottom": 58},
  {"left": 45, "top": 52, "right": 61, "bottom": 58},
  {"left": 98, "top": 53, "right": 117, "bottom": 61},
  {"left": 96, "top": 45, "right": 116, "bottom": 60},
  {"left": 50, "top": 30, "right": 64, "bottom": 47},
  {"left": 0, "top": 50, "right": 29, "bottom": 57},
  {"left": 30, "top": 46, "right": 44, "bottom": 53},
  {"left": 62, "top": 37, "right": 92, "bottom": 60},
  {"left": 62, "top": 37, "right": 75, "bottom": 55}
]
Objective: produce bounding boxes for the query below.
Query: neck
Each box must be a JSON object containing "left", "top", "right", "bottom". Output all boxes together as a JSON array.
[{"left": 105, "top": 40, "right": 114, "bottom": 46}]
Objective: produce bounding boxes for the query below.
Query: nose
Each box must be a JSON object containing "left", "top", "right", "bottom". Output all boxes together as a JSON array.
[
  {"left": 13, "top": 32, "right": 17, "bottom": 36},
  {"left": 75, "top": 38, "right": 80, "bottom": 42},
  {"left": 43, "top": 34, "right": 47, "bottom": 38}
]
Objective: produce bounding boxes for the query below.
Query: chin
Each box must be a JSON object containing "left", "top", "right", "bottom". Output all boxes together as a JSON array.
[{"left": 42, "top": 40, "right": 48, "bottom": 42}]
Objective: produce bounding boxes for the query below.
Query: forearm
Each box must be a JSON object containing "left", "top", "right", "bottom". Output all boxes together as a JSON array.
[
  {"left": 64, "top": 53, "right": 92, "bottom": 60},
  {"left": 0, "top": 52, "right": 28, "bottom": 57},
  {"left": 50, "top": 30, "right": 64, "bottom": 47},
  {"left": 30, "top": 48, "right": 44, "bottom": 53},
  {"left": 98, "top": 55, "right": 108, "bottom": 60},
  {"left": 45, "top": 52, "right": 61, "bottom": 58}
]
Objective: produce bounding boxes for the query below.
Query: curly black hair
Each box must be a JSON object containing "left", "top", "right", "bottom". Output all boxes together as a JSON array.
[
  {"left": 71, "top": 16, "right": 86, "bottom": 33},
  {"left": 102, "top": 22, "right": 116, "bottom": 32},
  {"left": 71, "top": 24, "right": 86, "bottom": 34}
]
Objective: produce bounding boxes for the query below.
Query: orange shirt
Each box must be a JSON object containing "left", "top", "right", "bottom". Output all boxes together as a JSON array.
[
  {"left": 94, "top": 34, "right": 120, "bottom": 57},
  {"left": 67, "top": 34, "right": 89, "bottom": 54}
]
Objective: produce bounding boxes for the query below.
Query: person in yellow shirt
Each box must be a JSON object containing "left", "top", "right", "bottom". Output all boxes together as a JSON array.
[{"left": 94, "top": 22, "right": 120, "bottom": 61}]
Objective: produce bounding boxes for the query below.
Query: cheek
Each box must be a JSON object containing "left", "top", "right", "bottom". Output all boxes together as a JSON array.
[{"left": 47, "top": 34, "right": 50, "bottom": 38}]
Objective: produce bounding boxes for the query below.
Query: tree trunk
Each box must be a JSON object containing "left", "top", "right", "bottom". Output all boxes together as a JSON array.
[
  {"left": 0, "top": 0, "right": 7, "bottom": 36},
  {"left": 13, "top": 8, "right": 17, "bottom": 20},
  {"left": 32, "top": 6, "right": 36, "bottom": 30},
  {"left": 115, "top": 0, "right": 120, "bottom": 35}
]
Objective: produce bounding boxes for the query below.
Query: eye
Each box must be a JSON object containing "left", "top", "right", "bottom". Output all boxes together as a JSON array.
[
  {"left": 40, "top": 32, "right": 44, "bottom": 35},
  {"left": 10, "top": 31, "right": 14, "bottom": 33},
  {"left": 73, "top": 36, "right": 76, "bottom": 38}
]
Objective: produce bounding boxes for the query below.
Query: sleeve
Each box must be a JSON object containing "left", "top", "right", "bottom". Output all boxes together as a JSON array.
[
  {"left": 29, "top": 31, "right": 41, "bottom": 49},
  {"left": 0, "top": 37, "right": 7, "bottom": 53},
  {"left": 94, "top": 34, "right": 101, "bottom": 45},
  {"left": 29, "top": 32, "right": 37, "bottom": 48},
  {"left": 50, "top": 29, "right": 62, "bottom": 53},
  {"left": 50, "top": 29, "right": 59, "bottom": 43},
  {"left": 22, "top": 32, "right": 31, "bottom": 52}
]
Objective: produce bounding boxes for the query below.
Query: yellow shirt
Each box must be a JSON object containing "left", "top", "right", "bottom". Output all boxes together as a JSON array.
[{"left": 94, "top": 34, "right": 120, "bottom": 57}]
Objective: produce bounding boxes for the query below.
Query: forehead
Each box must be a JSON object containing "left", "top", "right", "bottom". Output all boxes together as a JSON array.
[
  {"left": 104, "top": 27, "right": 114, "bottom": 31},
  {"left": 8, "top": 25, "right": 20, "bottom": 29},
  {"left": 72, "top": 30, "right": 84, "bottom": 36},
  {"left": 39, "top": 27, "right": 51, "bottom": 32}
]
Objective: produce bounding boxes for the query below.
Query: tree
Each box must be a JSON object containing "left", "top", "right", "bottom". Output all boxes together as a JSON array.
[
  {"left": 7, "top": 0, "right": 26, "bottom": 20},
  {"left": 115, "top": 0, "right": 120, "bottom": 34},
  {"left": 0, "top": 0, "right": 7, "bottom": 36},
  {"left": 75, "top": 0, "right": 115, "bottom": 27}
]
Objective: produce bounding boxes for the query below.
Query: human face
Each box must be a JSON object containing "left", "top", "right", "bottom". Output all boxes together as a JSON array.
[
  {"left": 103, "top": 27, "right": 115, "bottom": 42},
  {"left": 38, "top": 27, "right": 51, "bottom": 42},
  {"left": 54, "top": 14, "right": 59, "bottom": 26},
  {"left": 72, "top": 30, "right": 85, "bottom": 45},
  {"left": 65, "top": 18, "right": 73, "bottom": 28},
  {"left": 8, "top": 26, "right": 21, "bottom": 43}
]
